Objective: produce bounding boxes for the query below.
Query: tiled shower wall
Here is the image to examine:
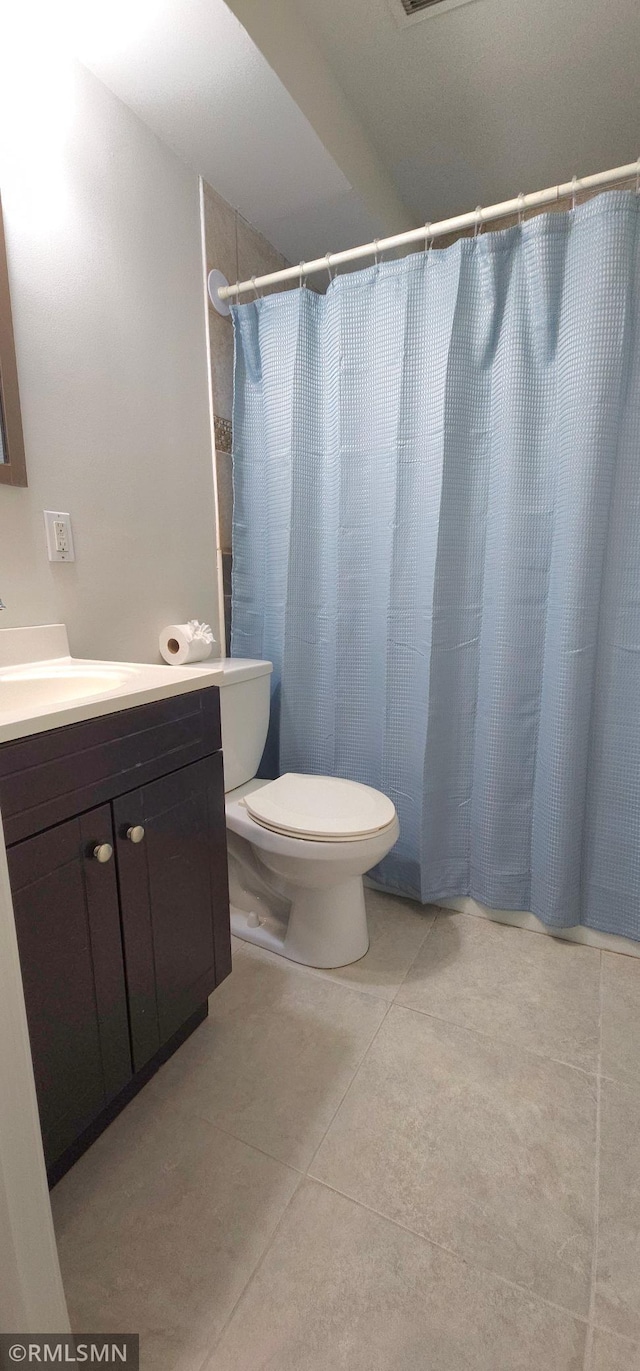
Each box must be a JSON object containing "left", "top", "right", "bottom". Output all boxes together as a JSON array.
[{"left": 202, "top": 182, "right": 292, "bottom": 652}]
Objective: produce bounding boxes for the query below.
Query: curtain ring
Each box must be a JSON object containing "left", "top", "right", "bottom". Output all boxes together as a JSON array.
[
  {"left": 635, "top": 157, "right": 640, "bottom": 195},
  {"left": 251, "top": 276, "right": 260, "bottom": 301},
  {"left": 423, "top": 223, "right": 432, "bottom": 256},
  {"left": 373, "top": 238, "right": 380, "bottom": 265},
  {"left": 324, "top": 252, "right": 335, "bottom": 283},
  {"left": 571, "top": 175, "right": 579, "bottom": 210},
  {"left": 298, "top": 261, "right": 305, "bottom": 289},
  {"left": 517, "top": 193, "right": 526, "bottom": 227},
  {"left": 474, "top": 206, "right": 483, "bottom": 238}
]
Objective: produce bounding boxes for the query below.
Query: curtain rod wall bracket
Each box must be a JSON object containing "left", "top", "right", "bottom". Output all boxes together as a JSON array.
[{"left": 208, "top": 269, "right": 232, "bottom": 317}]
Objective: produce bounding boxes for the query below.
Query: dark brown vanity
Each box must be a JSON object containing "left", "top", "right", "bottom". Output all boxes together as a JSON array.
[{"left": 0, "top": 685, "right": 230, "bottom": 1186}]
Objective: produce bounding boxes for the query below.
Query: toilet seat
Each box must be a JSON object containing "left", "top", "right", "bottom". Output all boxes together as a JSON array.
[{"left": 243, "top": 772, "right": 396, "bottom": 842}]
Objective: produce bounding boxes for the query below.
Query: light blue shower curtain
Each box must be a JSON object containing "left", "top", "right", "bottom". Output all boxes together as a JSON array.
[{"left": 231, "top": 191, "right": 640, "bottom": 939}]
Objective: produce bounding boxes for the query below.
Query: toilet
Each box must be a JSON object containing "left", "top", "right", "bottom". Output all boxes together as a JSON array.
[{"left": 218, "top": 658, "right": 400, "bottom": 968}]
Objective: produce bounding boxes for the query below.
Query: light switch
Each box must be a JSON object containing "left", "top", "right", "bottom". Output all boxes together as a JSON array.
[{"left": 44, "top": 510, "right": 75, "bottom": 562}]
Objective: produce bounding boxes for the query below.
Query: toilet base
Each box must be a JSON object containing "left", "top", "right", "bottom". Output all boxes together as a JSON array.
[{"left": 230, "top": 875, "right": 370, "bottom": 968}]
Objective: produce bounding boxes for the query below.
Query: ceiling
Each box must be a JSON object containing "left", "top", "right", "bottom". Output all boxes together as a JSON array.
[
  {"left": 256, "top": 0, "right": 640, "bottom": 225},
  {"left": 77, "top": 0, "right": 640, "bottom": 266},
  {"left": 73, "top": 0, "right": 402, "bottom": 264}
]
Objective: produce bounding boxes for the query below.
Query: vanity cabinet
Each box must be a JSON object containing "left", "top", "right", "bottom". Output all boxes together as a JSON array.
[{"left": 0, "top": 686, "right": 231, "bottom": 1184}]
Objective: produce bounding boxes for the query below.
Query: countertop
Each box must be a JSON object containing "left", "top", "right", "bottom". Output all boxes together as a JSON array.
[{"left": 0, "top": 624, "right": 223, "bottom": 746}]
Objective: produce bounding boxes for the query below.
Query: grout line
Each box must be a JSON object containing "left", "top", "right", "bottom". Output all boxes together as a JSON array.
[
  {"left": 388, "top": 997, "right": 600, "bottom": 1080},
  {"left": 583, "top": 950, "right": 604, "bottom": 1371},
  {"left": 194, "top": 1169, "right": 307, "bottom": 1371},
  {"left": 305, "top": 1173, "right": 591, "bottom": 1330},
  {"left": 169, "top": 1099, "right": 308, "bottom": 1178},
  {"left": 304, "top": 999, "right": 394, "bottom": 1177},
  {"left": 390, "top": 905, "right": 440, "bottom": 1004},
  {"left": 597, "top": 1068, "right": 638, "bottom": 1088},
  {"left": 231, "top": 934, "right": 394, "bottom": 1003},
  {"left": 589, "top": 1324, "right": 640, "bottom": 1348},
  {"left": 126, "top": 1073, "right": 310, "bottom": 1178},
  {"left": 90, "top": 1064, "right": 299, "bottom": 1184}
]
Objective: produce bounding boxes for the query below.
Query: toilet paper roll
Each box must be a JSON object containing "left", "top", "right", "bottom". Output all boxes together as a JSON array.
[{"left": 159, "top": 622, "right": 214, "bottom": 666}]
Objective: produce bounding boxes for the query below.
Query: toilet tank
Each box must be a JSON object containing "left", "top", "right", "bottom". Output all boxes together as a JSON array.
[{"left": 216, "top": 658, "right": 273, "bottom": 793}]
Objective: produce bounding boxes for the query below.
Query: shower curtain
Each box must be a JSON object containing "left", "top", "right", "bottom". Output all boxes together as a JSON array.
[{"left": 230, "top": 191, "right": 640, "bottom": 940}]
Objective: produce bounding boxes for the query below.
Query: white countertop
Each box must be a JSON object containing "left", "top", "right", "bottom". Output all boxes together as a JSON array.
[{"left": 0, "top": 624, "right": 223, "bottom": 745}]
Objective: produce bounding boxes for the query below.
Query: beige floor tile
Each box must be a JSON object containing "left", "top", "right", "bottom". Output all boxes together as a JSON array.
[
  {"left": 150, "top": 945, "right": 387, "bottom": 1169},
  {"left": 397, "top": 911, "right": 601, "bottom": 1071},
  {"left": 595, "top": 1078, "right": 640, "bottom": 1341},
  {"left": 51, "top": 1088, "right": 299, "bottom": 1371},
  {"left": 206, "top": 1179, "right": 586, "bottom": 1371},
  {"left": 601, "top": 953, "right": 640, "bottom": 1089},
  {"left": 591, "top": 1327, "right": 640, "bottom": 1370},
  {"left": 311, "top": 1005, "right": 596, "bottom": 1316}
]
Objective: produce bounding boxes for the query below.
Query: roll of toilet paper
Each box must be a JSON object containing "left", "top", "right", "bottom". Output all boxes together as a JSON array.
[{"left": 159, "top": 621, "right": 215, "bottom": 666}]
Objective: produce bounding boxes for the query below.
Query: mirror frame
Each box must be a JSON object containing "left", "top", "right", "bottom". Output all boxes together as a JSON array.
[{"left": 0, "top": 195, "right": 27, "bottom": 487}]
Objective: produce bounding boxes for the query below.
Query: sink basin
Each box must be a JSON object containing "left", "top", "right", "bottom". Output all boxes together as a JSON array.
[{"left": 0, "top": 662, "right": 137, "bottom": 711}]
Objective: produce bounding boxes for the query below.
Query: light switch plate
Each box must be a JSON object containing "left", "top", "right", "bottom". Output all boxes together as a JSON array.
[{"left": 44, "top": 510, "right": 75, "bottom": 562}]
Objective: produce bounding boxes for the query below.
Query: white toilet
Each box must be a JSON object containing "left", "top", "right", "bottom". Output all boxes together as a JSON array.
[{"left": 218, "top": 658, "right": 400, "bottom": 968}]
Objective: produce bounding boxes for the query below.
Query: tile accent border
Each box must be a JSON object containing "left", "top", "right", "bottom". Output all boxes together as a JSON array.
[{"left": 214, "top": 416, "right": 232, "bottom": 452}]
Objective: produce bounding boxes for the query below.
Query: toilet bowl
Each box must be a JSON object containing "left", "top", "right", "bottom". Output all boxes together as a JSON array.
[{"left": 216, "top": 660, "right": 399, "bottom": 968}]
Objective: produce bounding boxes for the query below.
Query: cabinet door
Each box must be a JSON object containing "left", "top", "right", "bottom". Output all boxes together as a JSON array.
[
  {"left": 114, "top": 753, "right": 231, "bottom": 1069},
  {"left": 8, "top": 806, "right": 132, "bottom": 1171}
]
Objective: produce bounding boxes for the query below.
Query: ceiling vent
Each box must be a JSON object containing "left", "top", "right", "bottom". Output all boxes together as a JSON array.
[
  {"left": 401, "top": 0, "right": 445, "bottom": 11},
  {"left": 395, "top": 0, "right": 477, "bottom": 21}
]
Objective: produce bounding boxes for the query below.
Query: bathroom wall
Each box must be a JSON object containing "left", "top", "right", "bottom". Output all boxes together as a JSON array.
[
  {"left": 201, "top": 181, "right": 293, "bottom": 649},
  {"left": 0, "top": 56, "right": 219, "bottom": 663}
]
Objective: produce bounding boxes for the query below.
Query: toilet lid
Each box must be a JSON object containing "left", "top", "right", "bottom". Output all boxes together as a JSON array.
[{"left": 243, "top": 773, "right": 396, "bottom": 841}]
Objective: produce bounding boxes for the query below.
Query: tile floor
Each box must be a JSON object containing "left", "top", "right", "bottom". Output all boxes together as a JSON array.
[{"left": 51, "top": 891, "right": 640, "bottom": 1371}]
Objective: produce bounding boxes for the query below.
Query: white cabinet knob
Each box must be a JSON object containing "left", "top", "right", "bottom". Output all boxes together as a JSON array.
[
  {"left": 93, "top": 843, "right": 113, "bottom": 863},
  {"left": 126, "top": 825, "right": 145, "bottom": 844}
]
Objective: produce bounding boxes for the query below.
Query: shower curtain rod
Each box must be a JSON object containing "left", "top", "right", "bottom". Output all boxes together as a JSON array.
[{"left": 215, "top": 160, "right": 639, "bottom": 303}]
